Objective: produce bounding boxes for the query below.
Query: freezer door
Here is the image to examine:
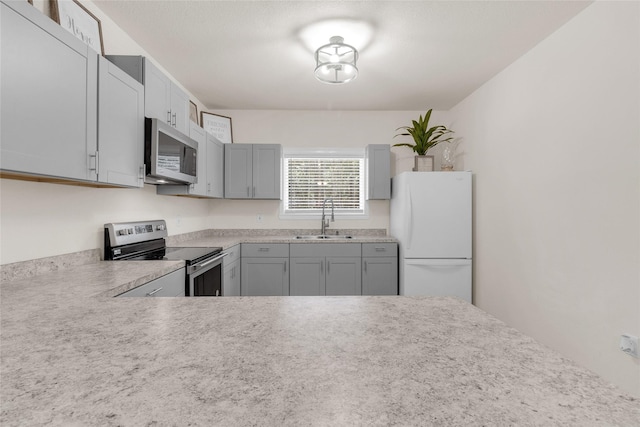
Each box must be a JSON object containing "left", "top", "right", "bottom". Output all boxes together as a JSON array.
[{"left": 401, "top": 259, "right": 472, "bottom": 302}]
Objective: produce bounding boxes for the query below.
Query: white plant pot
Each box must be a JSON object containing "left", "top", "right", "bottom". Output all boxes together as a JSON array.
[{"left": 414, "top": 155, "right": 434, "bottom": 172}]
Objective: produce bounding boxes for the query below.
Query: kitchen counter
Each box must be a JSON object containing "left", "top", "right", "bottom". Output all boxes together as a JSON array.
[
  {"left": 1, "top": 261, "right": 638, "bottom": 426},
  {"left": 168, "top": 232, "right": 398, "bottom": 251}
]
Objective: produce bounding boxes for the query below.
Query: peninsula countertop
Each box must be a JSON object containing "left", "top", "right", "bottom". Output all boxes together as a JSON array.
[{"left": 1, "top": 262, "right": 639, "bottom": 426}]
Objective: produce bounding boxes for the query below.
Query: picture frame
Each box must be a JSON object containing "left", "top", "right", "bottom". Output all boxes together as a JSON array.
[
  {"left": 189, "top": 101, "right": 198, "bottom": 125},
  {"left": 50, "top": 0, "right": 105, "bottom": 56},
  {"left": 200, "top": 112, "right": 233, "bottom": 144}
]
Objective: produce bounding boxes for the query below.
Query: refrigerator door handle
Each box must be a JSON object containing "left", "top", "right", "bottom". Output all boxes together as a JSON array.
[{"left": 406, "top": 184, "right": 413, "bottom": 250}]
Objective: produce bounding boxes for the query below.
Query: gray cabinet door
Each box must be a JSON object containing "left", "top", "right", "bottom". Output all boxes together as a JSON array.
[
  {"left": 223, "top": 259, "right": 240, "bottom": 296},
  {"left": 1, "top": 1, "right": 97, "bottom": 181},
  {"left": 290, "top": 257, "right": 324, "bottom": 296},
  {"left": 170, "top": 83, "right": 190, "bottom": 135},
  {"left": 207, "top": 134, "right": 224, "bottom": 198},
  {"left": 190, "top": 122, "right": 208, "bottom": 196},
  {"left": 363, "top": 257, "right": 398, "bottom": 295},
  {"left": 143, "top": 59, "right": 171, "bottom": 126},
  {"left": 253, "top": 144, "right": 281, "bottom": 199},
  {"left": 325, "top": 257, "right": 362, "bottom": 295},
  {"left": 241, "top": 258, "right": 289, "bottom": 296},
  {"left": 366, "top": 144, "right": 391, "bottom": 200},
  {"left": 97, "top": 56, "right": 144, "bottom": 188},
  {"left": 224, "top": 144, "right": 253, "bottom": 198}
]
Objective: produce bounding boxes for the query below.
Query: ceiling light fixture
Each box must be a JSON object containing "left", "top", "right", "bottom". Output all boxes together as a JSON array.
[{"left": 314, "top": 36, "right": 358, "bottom": 84}]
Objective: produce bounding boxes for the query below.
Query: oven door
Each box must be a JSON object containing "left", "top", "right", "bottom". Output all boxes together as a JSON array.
[{"left": 187, "top": 252, "right": 227, "bottom": 296}]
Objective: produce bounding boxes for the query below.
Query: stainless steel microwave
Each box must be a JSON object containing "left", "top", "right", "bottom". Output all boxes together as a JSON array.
[{"left": 144, "top": 118, "right": 198, "bottom": 184}]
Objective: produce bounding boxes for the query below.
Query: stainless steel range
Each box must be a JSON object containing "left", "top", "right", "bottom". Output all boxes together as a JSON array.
[{"left": 104, "top": 220, "right": 226, "bottom": 296}]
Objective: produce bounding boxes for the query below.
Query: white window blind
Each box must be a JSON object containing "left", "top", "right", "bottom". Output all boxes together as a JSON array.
[{"left": 283, "top": 153, "right": 365, "bottom": 216}]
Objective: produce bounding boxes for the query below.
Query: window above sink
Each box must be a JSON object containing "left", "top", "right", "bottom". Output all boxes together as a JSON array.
[{"left": 281, "top": 148, "right": 367, "bottom": 219}]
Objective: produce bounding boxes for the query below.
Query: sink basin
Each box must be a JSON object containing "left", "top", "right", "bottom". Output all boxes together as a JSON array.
[{"left": 295, "top": 235, "right": 353, "bottom": 240}]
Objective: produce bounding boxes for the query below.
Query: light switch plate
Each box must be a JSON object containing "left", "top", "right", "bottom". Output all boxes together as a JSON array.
[{"left": 620, "top": 334, "right": 639, "bottom": 358}]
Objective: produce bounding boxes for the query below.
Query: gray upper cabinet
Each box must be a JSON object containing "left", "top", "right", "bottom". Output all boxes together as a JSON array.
[
  {"left": 1, "top": 0, "right": 98, "bottom": 182},
  {"left": 145, "top": 59, "right": 189, "bottom": 135},
  {"left": 105, "top": 55, "right": 190, "bottom": 136},
  {"left": 207, "top": 133, "right": 224, "bottom": 198},
  {"left": 97, "top": 56, "right": 144, "bottom": 188},
  {"left": 366, "top": 144, "right": 391, "bottom": 200},
  {"left": 224, "top": 144, "right": 281, "bottom": 199}
]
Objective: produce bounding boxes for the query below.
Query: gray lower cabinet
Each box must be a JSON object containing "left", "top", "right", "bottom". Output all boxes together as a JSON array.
[
  {"left": 224, "top": 144, "right": 281, "bottom": 199},
  {"left": 97, "top": 56, "right": 145, "bottom": 187},
  {"left": 1, "top": 0, "right": 98, "bottom": 182},
  {"left": 223, "top": 245, "right": 241, "bottom": 296},
  {"left": 241, "top": 244, "right": 289, "bottom": 296},
  {"left": 117, "top": 268, "right": 186, "bottom": 297},
  {"left": 290, "top": 257, "right": 324, "bottom": 295},
  {"left": 362, "top": 243, "right": 398, "bottom": 295},
  {"left": 290, "top": 244, "right": 362, "bottom": 296}
]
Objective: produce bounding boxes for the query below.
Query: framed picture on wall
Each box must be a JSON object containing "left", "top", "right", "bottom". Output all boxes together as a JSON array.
[
  {"left": 189, "top": 101, "right": 198, "bottom": 125},
  {"left": 200, "top": 112, "right": 233, "bottom": 144},
  {"left": 50, "top": 0, "right": 105, "bottom": 56}
]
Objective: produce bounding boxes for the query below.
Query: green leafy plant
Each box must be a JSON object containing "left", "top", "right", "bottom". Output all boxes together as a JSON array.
[{"left": 393, "top": 109, "right": 454, "bottom": 155}]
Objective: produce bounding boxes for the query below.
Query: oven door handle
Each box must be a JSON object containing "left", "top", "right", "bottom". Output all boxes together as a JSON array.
[{"left": 189, "top": 252, "right": 228, "bottom": 275}]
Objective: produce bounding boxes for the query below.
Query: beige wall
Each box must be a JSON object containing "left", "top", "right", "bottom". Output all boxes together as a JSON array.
[
  {"left": 0, "top": 1, "right": 440, "bottom": 264},
  {"left": 450, "top": 1, "right": 640, "bottom": 396}
]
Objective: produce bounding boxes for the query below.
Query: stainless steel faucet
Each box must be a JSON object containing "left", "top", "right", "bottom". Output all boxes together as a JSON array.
[{"left": 321, "top": 198, "right": 335, "bottom": 235}]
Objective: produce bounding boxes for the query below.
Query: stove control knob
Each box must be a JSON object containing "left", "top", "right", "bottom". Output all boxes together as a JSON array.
[{"left": 156, "top": 224, "right": 165, "bottom": 231}]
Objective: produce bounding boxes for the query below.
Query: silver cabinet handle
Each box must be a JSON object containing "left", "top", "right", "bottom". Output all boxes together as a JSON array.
[
  {"left": 146, "top": 287, "right": 163, "bottom": 296},
  {"left": 247, "top": 186, "right": 251, "bottom": 197},
  {"left": 139, "top": 165, "right": 145, "bottom": 180},
  {"left": 284, "top": 260, "right": 287, "bottom": 273},
  {"left": 327, "top": 261, "right": 330, "bottom": 274},
  {"left": 172, "top": 112, "right": 177, "bottom": 127},
  {"left": 258, "top": 248, "right": 270, "bottom": 252},
  {"left": 167, "top": 111, "right": 171, "bottom": 124},
  {"left": 364, "top": 261, "right": 367, "bottom": 272},
  {"left": 320, "top": 260, "right": 324, "bottom": 274},
  {"left": 89, "top": 152, "right": 98, "bottom": 172},
  {"left": 375, "top": 247, "right": 386, "bottom": 252}
]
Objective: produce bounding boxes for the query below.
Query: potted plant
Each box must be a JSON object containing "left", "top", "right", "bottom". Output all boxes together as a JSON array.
[{"left": 393, "top": 109, "right": 454, "bottom": 171}]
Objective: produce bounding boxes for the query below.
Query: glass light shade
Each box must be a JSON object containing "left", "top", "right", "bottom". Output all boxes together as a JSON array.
[{"left": 314, "top": 36, "right": 359, "bottom": 84}]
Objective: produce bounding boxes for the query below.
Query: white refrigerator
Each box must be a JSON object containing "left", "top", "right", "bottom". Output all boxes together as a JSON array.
[{"left": 390, "top": 171, "right": 472, "bottom": 302}]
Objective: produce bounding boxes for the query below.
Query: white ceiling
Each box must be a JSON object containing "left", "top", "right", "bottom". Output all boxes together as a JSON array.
[{"left": 93, "top": 0, "right": 591, "bottom": 111}]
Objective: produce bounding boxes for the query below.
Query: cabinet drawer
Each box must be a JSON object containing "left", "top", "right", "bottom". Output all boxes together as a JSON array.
[
  {"left": 362, "top": 243, "right": 397, "bottom": 257},
  {"left": 290, "top": 243, "right": 361, "bottom": 258},
  {"left": 118, "top": 268, "right": 186, "bottom": 297},
  {"left": 224, "top": 244, "right": 241, "bottom": 264},
  {"left": 241, "top": 243, "right": 289, "bottom": 258}
]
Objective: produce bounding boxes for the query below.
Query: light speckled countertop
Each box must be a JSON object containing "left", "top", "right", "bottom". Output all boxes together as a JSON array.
[
  {"left": 1, "top": 258, "right": 639, "bottom": 426},
  {"left": 166, "top": 229, "right": 398, "bottom": 250}
]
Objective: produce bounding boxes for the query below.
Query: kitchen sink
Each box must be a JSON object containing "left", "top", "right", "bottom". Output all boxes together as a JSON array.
[{"left": 295, "top": 235, "right": 353, "bottom": 240}]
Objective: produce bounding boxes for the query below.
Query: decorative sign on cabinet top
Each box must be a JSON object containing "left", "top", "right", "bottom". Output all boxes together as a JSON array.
[
  {"left": 51, "top": 0, "right": 105, "bottom": 55},
  {"left": 201, "top": 112, "right": 233, "bottom": 144}
]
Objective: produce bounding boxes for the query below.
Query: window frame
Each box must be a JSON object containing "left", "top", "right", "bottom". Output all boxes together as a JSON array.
[{"left": 280, "top": 148, "right": 368, "bottom": 220}]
